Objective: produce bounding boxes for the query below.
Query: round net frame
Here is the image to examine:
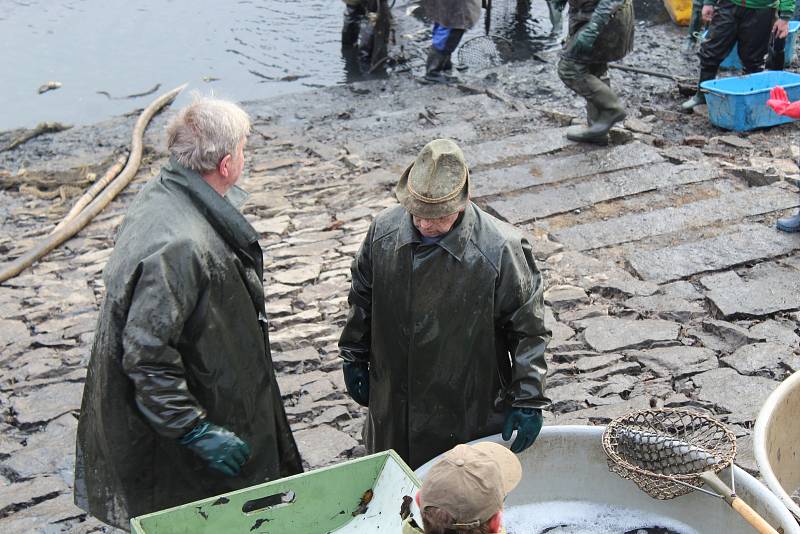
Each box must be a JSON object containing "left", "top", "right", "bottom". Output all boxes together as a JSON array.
[
  {"left": 457, "top": 35, "right": 513, "bottom": 70},
  {"left": 602, "top": 409, "right": 737, "bottom": 500}
]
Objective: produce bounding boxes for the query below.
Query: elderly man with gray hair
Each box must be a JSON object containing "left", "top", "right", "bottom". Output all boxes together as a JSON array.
[{"left": 74, "top": 97, "right": 302, "bottom": 529}]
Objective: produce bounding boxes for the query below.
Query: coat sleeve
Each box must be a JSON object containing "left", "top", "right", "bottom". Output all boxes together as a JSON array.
[
  {"left": 121, "top": 240, "right": 209, "bottom": 439},
  {"left": 496, "top": 236, "right": 551, "bottom": 409},
  {"left": 338, "top": 222, "right": 375, "bottom": 364}
]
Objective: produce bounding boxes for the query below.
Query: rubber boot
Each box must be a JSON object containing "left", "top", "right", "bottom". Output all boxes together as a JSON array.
[
  {"left": 567, "top": 88, "right": 626, "bottom": 144},
  {"left": 682, "top": 69, "right": 715, "bottom": 113},
  {"left": 777, "top": 198, "right": 800, "bottom": 232},
  {"left": 342, "top": 6, "right": 363, "bottom": 48},
  {"left": 586, "top": 101, "right": 599, "bottom": 126},
  {"left": 425, "top": 48, "right": 458, "bottom": 83}
]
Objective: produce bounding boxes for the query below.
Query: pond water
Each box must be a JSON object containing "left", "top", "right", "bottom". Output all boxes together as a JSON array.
[
  {"left": 504, "top": 500, "right": 697, "bottom": 534},
  {"left": 0, "top": 0, "right": 568, "bottom": 130}
]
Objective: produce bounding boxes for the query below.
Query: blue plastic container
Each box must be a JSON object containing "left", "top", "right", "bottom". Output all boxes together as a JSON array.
[
  {"left": 712, "top": 21, "right": 800, "bottom": 70},
  {"left": 701, "top": 71, "right": 800, "bottom": 131}
]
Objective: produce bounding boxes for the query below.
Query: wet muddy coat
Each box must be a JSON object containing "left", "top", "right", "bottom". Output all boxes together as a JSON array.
[
  {"left": 339, "top": 203, "right": 550, "bottom": 469},
  {"left": 422, "top": 0, "right": 482, "bottom": 30},
  {"left": 564, "top": 0, "right": 634, "bottom": 63},
  {"left": 74, "top": 159, "right": 302, "bottom": 529}
]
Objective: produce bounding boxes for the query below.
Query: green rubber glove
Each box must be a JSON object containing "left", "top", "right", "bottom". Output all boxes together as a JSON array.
[
  {"left": 571, "top": 21, "right": 601, "bottom": 59},
  {"left": 343, "top": 360, "right": 370, "bottom": 407},
  {"left": 180, "top": 421, "right": 251, "bottom": 476},
  {"left": 502, "top": 408, "right": 543, "bottom": 453}
]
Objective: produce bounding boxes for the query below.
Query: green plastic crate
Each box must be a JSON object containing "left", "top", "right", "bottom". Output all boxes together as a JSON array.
[{"left": 131, "top": 450, "right": 421, "bottom": 533}]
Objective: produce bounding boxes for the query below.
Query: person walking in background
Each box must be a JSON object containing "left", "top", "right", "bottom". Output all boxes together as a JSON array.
[
  {"left": 767, "top": 86, "right": 800, "bottom": 232},
  {"left": 554, "top": 0, "right": 635, "bottom": 144},
  {"left": 682, "top": 0, "right": 794, "bottom": 112},
  {"left": 422, "top": 0, "right": 482, "bottom": 83}
]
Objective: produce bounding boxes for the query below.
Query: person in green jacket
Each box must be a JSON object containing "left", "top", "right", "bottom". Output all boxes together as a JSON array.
[
  {"left": 682, "top": 0, "right": 795, "bottom": 112},
  {"left": 339, "top": 139, "right": 551, "bottom": 470},
  {"left": 74, "top": 97, "right": 302, "bottom": 529},
  {"left": 402, "top": 442, "right": 521, "bottom": 534}
]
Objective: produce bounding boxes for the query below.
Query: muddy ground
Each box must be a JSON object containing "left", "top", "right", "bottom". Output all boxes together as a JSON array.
[{"left": 1, "top": 11, "right": 800, "bottom": 534}]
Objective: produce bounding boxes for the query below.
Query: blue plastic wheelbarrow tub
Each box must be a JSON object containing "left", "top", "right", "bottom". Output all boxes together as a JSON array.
[
  {"left": 701, "top": 71, "right": 800, "bottom": 131},
  {"left": 712, "top": 21, "right": 800, "bottom": 70}
]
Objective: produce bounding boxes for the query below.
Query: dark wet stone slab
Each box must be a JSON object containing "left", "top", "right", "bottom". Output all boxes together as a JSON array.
[
  {"left": 624, "top": 294, "right": 705, "bottom": 323},
  {"left": 555, "top": 186, "right": 796, "bottom": 251},
  {"left": 577, "top": 317, "right": 681, "bottom": 352},
  {"left": 703, "top": 262, "right": 800, "bottom": 318},
  {"left": 3, "top": 414, "right": 77, "bottom": 481},
  {"left": 691, "top": 367, "right": 779, "bottom": 424},
  {"left": 483, "top": 162, "right": 714, "bottom": 220},
  {"left": 628, "top": 225, "right": 800, "bottom": 283},
  {"left": 9, "top": 382, "right": 83, "bottom": 425},
  {"left": 721, "top": 342, "right": 799, "bottom": 376},
  {"left": 627, "top": 346, "right": 718, "bottom": 378},
  {"left": 294, "top": 425, "right": 358, "bottom": 468},
  {"left": 467, "top": 128, "right": 573, "bottom": 170},
  {"left": 484, "top": 144, "right": 664, "bottom": 223}
]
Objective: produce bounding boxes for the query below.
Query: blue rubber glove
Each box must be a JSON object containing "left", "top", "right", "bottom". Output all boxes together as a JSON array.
[
  {"left": 343, "top": 360, "right": 369, "bottom": 407},
  {"left": 502, "top": 408, "right": 543, "bottom": 453},
  {"left": 180, "top": 421, "right": 251, "bottom": 476}
]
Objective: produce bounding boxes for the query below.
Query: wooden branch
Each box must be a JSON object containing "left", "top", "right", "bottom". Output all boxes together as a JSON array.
[
  {"left": 51, "top": 150, "right": 129, "bottom": 234},
  {"left": 0, "top": 122, "right": 72, "bottom": 153},
  {"left": 0, "top": 83, "right": 187, "bottom": 284}
]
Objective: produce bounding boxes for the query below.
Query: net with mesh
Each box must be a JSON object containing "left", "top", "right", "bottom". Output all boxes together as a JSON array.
[
  {"left": 457, "top": 35, "right": 514, "bottom": 69},
  {"left": 602, "top": 409, "right": 737, "bottom": 500}
]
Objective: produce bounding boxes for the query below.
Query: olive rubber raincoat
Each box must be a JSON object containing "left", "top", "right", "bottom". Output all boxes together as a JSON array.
[
  {"left": 74, "top": 158, "right": 302, "bottom": 529},
  {"left": 563, "top": 0, "right": 634, "bottom": 63},
  {"left": 339, "top": 203, "right": 550, "bottom": 469}
]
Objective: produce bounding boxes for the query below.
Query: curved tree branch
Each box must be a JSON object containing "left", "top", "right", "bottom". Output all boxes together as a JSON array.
[{"left": 0, "top": 83, "right": 187, "bottom": 284}]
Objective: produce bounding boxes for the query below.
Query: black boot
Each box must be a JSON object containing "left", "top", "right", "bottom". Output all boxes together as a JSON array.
[
  {"left": 425, "top": 48, "right": 458, "bottom": 83},
  {"left": 342, "top": 5, "right": 364, "bottom": 48},
  {"left": 682, "top": 68, "right": 716, "bottom": 113},
  {"left": 568, "top": 88, "right": 626, "bottom": 144}
]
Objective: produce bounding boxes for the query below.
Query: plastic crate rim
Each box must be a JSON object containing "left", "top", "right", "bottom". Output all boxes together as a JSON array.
[{"left": 701, "top": 72, "right": 800, "bottom": 96}]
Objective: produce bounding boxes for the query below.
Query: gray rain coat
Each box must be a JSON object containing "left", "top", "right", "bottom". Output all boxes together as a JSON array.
[
  {"left": 339, "top": 203, "right": 550, "bottom": 469},
  {"left": 74, "top": 159, "right": 302, "bottom": 529}
]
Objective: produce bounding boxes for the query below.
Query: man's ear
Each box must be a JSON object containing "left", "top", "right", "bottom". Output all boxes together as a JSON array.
[
  {"left": 488, "top": 511, "right": 502, "bottom": 533},
  {"left": 218, "top": 153, "right": 232, "bottom": 178},
  {"left": 415, "top": 491, "right": 421, "bottom": 508}
]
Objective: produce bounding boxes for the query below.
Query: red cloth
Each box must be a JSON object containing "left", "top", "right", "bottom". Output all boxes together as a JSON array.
[{"left": 767, "top": 86, "right": 800, "bottom": 118}]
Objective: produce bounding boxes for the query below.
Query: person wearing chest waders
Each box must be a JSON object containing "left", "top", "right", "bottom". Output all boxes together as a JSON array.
[
  {"left": 403, "top": 442, "right": 521, "bottom": 534},
  {"left": 551, "top": 0, "right": 634, "bottom": 144},
  {"left": 74, "top": 97, "right": 302, "bottom": 529},
  {"left": 338, "top": 138, "right": 551, "bottom": 470},
  {"left": 681, "top": 0, "right": 794, "bottom": 112}
]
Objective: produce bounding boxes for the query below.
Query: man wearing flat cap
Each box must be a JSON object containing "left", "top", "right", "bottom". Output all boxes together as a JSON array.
[{"left": 339, "top": 138, "right": 550, "bottom": 469}]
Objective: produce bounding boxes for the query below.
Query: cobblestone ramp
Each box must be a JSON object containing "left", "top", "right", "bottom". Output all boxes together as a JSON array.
[{"left": 2, "top": 71, "right": 800, "bottom": 532}]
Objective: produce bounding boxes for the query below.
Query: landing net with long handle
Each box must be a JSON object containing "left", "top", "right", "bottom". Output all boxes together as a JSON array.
[
  {"left": 603, "top": 409, "right": 736, "bottom": 500},
  {"left": 603, "top": 409, "right": 779, "bottom": 534}
]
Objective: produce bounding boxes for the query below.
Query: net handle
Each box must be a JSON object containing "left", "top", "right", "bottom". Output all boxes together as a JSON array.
[{"left": 700, "top": 472, "right": 779, "bottom": 534}]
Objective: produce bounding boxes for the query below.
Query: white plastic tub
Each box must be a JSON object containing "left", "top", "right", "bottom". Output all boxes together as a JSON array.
[
  {"left": 416, "top": 426, "right": 800, "bottom": 533},
  {"left": 755, "top": 370, "right": 800, "bottom": 521}
]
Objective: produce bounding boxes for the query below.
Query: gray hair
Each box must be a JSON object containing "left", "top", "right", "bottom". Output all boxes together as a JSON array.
[{"left": 166, "top": 96, "right": 251, "bottom": 174}]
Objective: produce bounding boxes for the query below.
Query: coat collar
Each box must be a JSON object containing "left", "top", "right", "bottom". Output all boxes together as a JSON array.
[
  {"left": 163, "top": 157, "right": 259, "bottom": 254},
  {"left": 396, "top": 202, "right": 476, "bottom": 262}
]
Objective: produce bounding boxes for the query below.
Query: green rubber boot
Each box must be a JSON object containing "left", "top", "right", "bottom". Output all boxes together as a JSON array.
[{"left": 568, "top": 88, "right": 626, "bottom": 144}]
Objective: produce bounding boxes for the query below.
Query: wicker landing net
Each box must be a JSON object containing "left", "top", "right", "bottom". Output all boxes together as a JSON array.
[{"left": 602, "top": 409, "right": 737, "bottom": 500}]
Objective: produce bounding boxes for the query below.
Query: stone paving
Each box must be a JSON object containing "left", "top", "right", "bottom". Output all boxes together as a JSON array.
[{"left": 2, "top": 22, "right": 800, "bottom": 534}]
